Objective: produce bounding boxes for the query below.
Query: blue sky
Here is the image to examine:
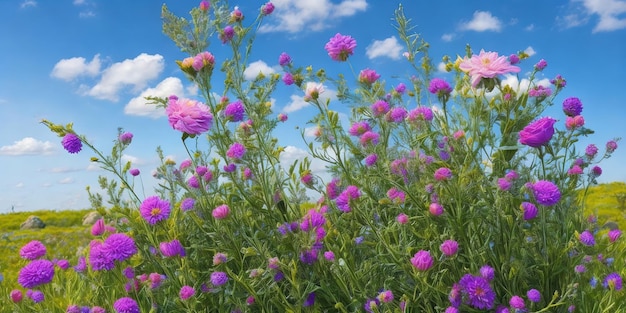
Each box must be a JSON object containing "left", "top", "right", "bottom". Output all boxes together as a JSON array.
[{"left": 1, "top": 0, "right": 625, "bottom": 213}]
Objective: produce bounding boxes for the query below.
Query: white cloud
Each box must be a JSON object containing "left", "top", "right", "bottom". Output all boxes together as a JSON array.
[
  {"left": 279, "top": 145, "right": 327, "bottom": 174},
  {"left": 283, "top": 84, "right": 337, "bottom": 113},
  {"left": 49, "top": 167, "right": 81, "bottom": 173},
  {"left": 15, "top": 182, "right": 24, "bottom": 188},
  {"left": 499, "top": 75, "right": 551, "bottom": 98},
  {"left": 73, "top": 0, "right": 86, "bottom": 4},
  {"left": 524, "top": 46, "right": 536, "bottom": 57},
  {"left": 243, "top": 60, "right": 276, "bottom": 80},
  {"left": 79, "top": 11, "right": 96, "bottom": 18},
  {"left": 460, "top": 11, "right": 502, "bottom": 32},
  {"left": 51, "top": 54, "right": 101, "bottom": 81},
  {"left": 89, "top": 53, "right": 164, "bottom": 101},
  {"left": 365, "top": 36, "right": 403, "bottom": 60},
  {"left": 122, "top": 154, "right": 145, "bottom": 166},
  {"left": 580, "top": 0, "right": 626, "bottom": 32},
  {"left": 304, "top": 126, "right": 319, "bottom": 138},
  {"left": 557, "top": 13, "right": 589, "bottom": 29},
  {"left": 20, "top": 0, "right": 36, "bottom": 9},
  {"left": 259, "top": 0, "right": 367, "bottom": 33},
  {"left": 525, "top": 24, "right": 535, "bottom": 31},
  {"left": 124, "top": 77, "right": 185, "bottom": 118},
  {"left": 58, "top": 177, "right": 75, "bottom": 184},
  {"left": 437, "top": 62, "right": 447, "bottom": 73},
  {"left": 441, "top": 33, "right": 454, "bottom": 42},
  {"left": 0, "top": 137, "right": 55, "bottom": 156}
]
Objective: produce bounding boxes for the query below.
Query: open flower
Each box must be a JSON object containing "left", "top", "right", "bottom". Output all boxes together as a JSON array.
[
  {"left": 166, "top": 96, "right": 213, "bottom": 135},
  {"left": 519, "top": 117, "right": 556, "bottom": 148},
  {"left": 324, "top": 33, "right": 356, "bottom": 61},
  {"left": 140, "top": 196, "right": 171, "bottom": 225},
  {"left": 459, "top": 50, "right": 520, "bottom": 87}
]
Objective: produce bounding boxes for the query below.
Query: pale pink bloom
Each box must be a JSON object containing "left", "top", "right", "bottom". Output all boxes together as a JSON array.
[
  {"left": 459, "top": 50, "right": 521, "bottom": 87},
  {"left": 303, "top": 82, "right": 325, "bottom": 101}
]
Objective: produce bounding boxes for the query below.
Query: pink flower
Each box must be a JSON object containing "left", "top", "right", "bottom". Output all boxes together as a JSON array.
[
  {"left": 459, "top": 50, "right": 521, "bottom": 87},
  {"left": 440, "top": 240, "right": 459, "bottom": 256},
  {"left": 261, "top": 2, "right": 274, "bottom": 15},
  {"left": 282, "top": 72, "right": 294, "bottom": 85},
  {"left": 358, "top": 68, "right": 380, "bottom": 85},
  {"left": 324, "top": 33, "right": 357, "bottom": 61},
  {"left": 348, "top": 121, "right": 371, "bottom": 136},
  {"left": 199, "top": 0, "right": 210, "bottom": 11},
  {"left": 565, "top": 115, "right": 585, "bottom": 130},
  {"left": 359, "top": 131, "right": 380, "bottom": 146},
  {"left": 434, "top": 167, "right": 452, "bottom": 181},
  {"left": 428, "top": 78, "right": 452, "bottom": 96},
  {"left": 568, "top": 165, "right": 583, "bottom": 175},
  {"left": 429, "top": 202, "right": 444, "bottom": 216},
  {"left": 530, "top": 180, "right": 561, "bottom": 206},
  {"left": 192, "top": 51, "right": 215, "bottom": 72},
  {"left": 396, "top": 213, "right": 409, "bottom": 224},
  {"left": 226, "top": 142, "right": 246, "bottom": 159},
  {"left": 129, "top": 168, "right": 140, "bottom": 176},
  {"left": 166, "top": 96, "right": 213, "bottom": 135},
  {"left": 303, "top": 82, "right": 325, "bottom": 101},
  {"left": 528, "top": 85, "right": 552, "bottom": 98},
  {"left": 407, "top": 106, "right": 433, "bottom": 123},
  {"left": 386, "top": 107, "right": 408, "bottom": 123},
  {"left": 521, "top": 202, "right": 538, "bottom": 220},
  {"left": 278, "top": 52, "right": 291, "bottom": 66},
  {"left": 370, "top": 100, "right": 390, "bottom": 117},
  {"left": 180, "top": 286, "right": 195, "bottom": 300},
  {"left": 10, "top": 289, "right": 23, "bottom": 303},
  {"left": 212, "top": 204, "right": 230, "bottom": 219},
  {"left": 230, "top": 6, "right": 244, "bottom": 22},
  {"left": 519, "top": 117, "right": 556, "bottom": 148},
  {"left": 411, "top": 250, "right": 433, "bottom": 271},
  {"left": 91, "top": 219, "right": 105, "bottom": 236},
  {"left": 608, "top": 229, "right": 622, "bottom": 243},
  {"left": 220, "top": 26, "right": 235, "bottom": 43}
]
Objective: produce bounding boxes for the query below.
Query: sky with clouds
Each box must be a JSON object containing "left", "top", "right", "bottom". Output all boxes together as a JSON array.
[{"left": 1, "top": 0, "right": 625, "bottom": 212}]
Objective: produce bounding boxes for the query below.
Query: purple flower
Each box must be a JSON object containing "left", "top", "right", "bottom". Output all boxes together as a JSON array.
[
  {"left": 299, "top": 248, "right": 318, "bottom": 265},
  {"left": 303, "top": 292, "right": 316, "bottom": 307},
  {"left": 210, "top": 271, "right": 229, "bottom": 286},
  {"left": 534, "top": 59, "right": 548, "bottom": 70},
  {"left": 521, "top": 202, "right": 538, "bottom": 220},
  {"left": 509, "top": 54, "right": 520, "bottom": 64},
  {"left": 479, "top": 265, "right": 495, "bottom": 281},
  {"left": 18, "top": 259, "right": 55, "bottom": 289},
  {"left": 458, "top": 274, "right": 496, "bottom": 309},
  {"left": 212, "top": 204, "right": 230, "bottom": 219},
  {"left": 213, "top": 252, "right": 228, "bottom": 265},
  {"left": 348, "top": 121, "right": 371, "bottom": 136},
  {"left": 528, "top": 85, "right": 552, "bottom": 97},
  {"left": 119, "top": 132, "right": 133, "bottom": 144},
  {"left": 56, "top": 259, "right": 70, "bottom": 270},
  {"left": 282, "top": 72, "right": 294, "bottom": 85},
  {"left": 408, "top": 106, "right": 434, "bottom": 123},
  {"left": 324, "top": 33, "right": 356, "bottom": 61},
  {"left": 386, "top": 107, "right": 408, "bottom": 123},
  {"left": 89, "top": 241, "right": 114, "bottom": 271},
  {"left": 370, "top": 100, "right": 390, "bottom": 117},
  {"left": 277, "top": 113, "right": 288, "bottom": 122},
  {"left": 449, "top": 283, "right": 462, "bottom": 307},
  {"left": 606, "top": 140, "right": 618, "bottom": 153},
  {"left": 129, "top": 168, "right": 140, "bottom": 176},
  {"left": 140, "top": 196, "right": 171, "bottom": 225},
  {"left": 278, "top": 52, "right": 291, "bottom": 66},
  {"left": 62, "top": 133, "right": 82, "bottom": 154},
  {"left": 527, "top": 289, "right": 541, "bottom": 303},
  {"left": 181, "top": 198, "right": 195, "bottom": 211},
  {"left": 519, "top": 117, "right": 556, "bottom": 147},
  {"left": 377, "top": 290, "right": 394, "bottom": 303},
  {"left": 497, "top": 178, "right": 512, "bottom": 191},
  {"left": 551, "top": 74, "right": 567, "bottom": 87},
  {"left": 509, "top": 295, "right": 525, "bottom": 309},
  {"left": 324, "top": 251, "right": 335, "bottom": 261},
  {"left": 575, "top": 264, "right": 586, "bottom": 273},
  {"left": 428, "top": 78, "right": 452, "bottom": 96},
  {"left": 579, "top": 230, "right": 595, "bottom": 246},
  {"left": 358, "top": 68, "right": 380, "bottom": 85},
  {"left": 411, "top": 250, "right": 433, "bottom": 271},
  {"left": 261, "top": 2, "right": 274, "bottom": 15},
  {"left": 180, "top": 285, "right": 195, "bottom": 300},
  {"left": 568, "top": 164, "right": 583, "bottom": 175},
  {"left": 603, "top": 272, "right": 623, "bottom": 290},
  {"left": 10, "top": 289, "right": 23, "bottom": 303},
  {"left": 103, "top": 233, "right": 137, "bottom": 262},
  {"left": 585, "top": 144, "right": 598, "bottom": 158},
  {"left": 530, "top": 180, "right": 561, "bottom": 206},
  {"left": 159, "top": 239, "right": 186, "bottom": 257},
  {"left": 73, "top": 256, "right": 86, "bottom": 272},
  {"left": 28, "top": 290, "right": 44, "bottom": 303},
  {"left": 166, "top": 97, "right": 213, "bottom": 135},
  {"left": 429, "top": 202, "right": 444, "bottom": 216},
  {"left": 364, "top": 298, "right": 380, "bottom": 313},
  {"left": 192, "top": 51, "right": 215, "bottom": 72},
  {"left": 227, "top": 142, "right": 246, "bottom": 159},
  {"left": 122, "top": 266, "right": 134, "bottom": 279},
  {"left": 359, "top": 131, "right": 379, "bottom": 146},
  {"left": 592, "top": 165, "right": 602, "bottom": 177},
  {"left": 395, "top": 83, "right": 407, "bottom": 94},
  {"left": 434, "top": 167, "right": 452, "bottom": 181},
  {"left": 608, "top": 229, "right": 621, "bottom": 243},
  {"left": 20, "top": 240, "right": 47, "bottom": 260},
  {"left": 440, "top": 240, "right": 459, "bottom": 256},
  {"left": 220, "top": 25, "right": 235, "bottom": 43},
  {"left": 67, "top": 305, "right": 80, "bottom": 313},
  {"left": 445, "top": 307, "right": 459, "bottom": 313},
  {"left": 223, "top": 100, "right": 245, "bottom": 122},
  {"left": 563, "top": 97, "right": 583, "bottom": 117},
  {"left": 364, "top": 153, "right": 377, "bottom": 167},
  {"left": 113, "top": 297, "right": 140, "bottom": 313}
]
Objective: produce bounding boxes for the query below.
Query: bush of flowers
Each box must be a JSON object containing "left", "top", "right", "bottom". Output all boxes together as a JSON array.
[{"left": 2, "top": 1, "right": 624, "bottom": 312}]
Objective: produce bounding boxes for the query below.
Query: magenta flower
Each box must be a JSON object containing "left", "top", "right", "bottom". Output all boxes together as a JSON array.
[
  {"left": 277, "top": 113, "right": 288, "bottom": 122},
  {"left": 534, "top": 59, "right": 548, "bottom": 70},
  {"left": 18, "top": 259, "right": 55, "bottom": 289},
  {"left": 159, "top": 239, "right": 186, "bottom": 257},
  {"left": 359, "top": 131, "right": 380, "bottom": 146},
  {"left": 579, "top": 230, "right": 595, "bottom": 246},
  {"left": 407, "top": 106, "right": 434, "bottom": 123},
  {"left": 592, "top": 165, "right": 602, "bottom": 177},
  {"left": 261, "top": 2, "right": 274, "bottom": 15},
  {"left": 212, "top": 204, "right": 230, "bottom": 219},
  {"left": 445, "top": 307, "right": 459, "bottom": 313},
  {"left": 199, "top": 0, "right": 210, "bottom": 11},
  {"left": 458, "top": 274, "right": 496, "bottom": 309},
  {"left": 10, "top": 289, "right": 23, "bottom": 303},
  {"left": 387, "top": 187, "right": 406, "bottom": 204},
  {"left": 377, "top": 290, "right": 394, "bottom": 303},
  {"left": 62, "top": 133, "right": 82, "bottom": 154},
  {"left": 530, "top": 180, "right": 561, "bottom": 206},
  {"left": 364, "top": 153, "right": 377, "bottom": 167},
  {"left": 528, "top": 85, "right": 552, "bottom": 97},
  {"left": 56, "top": 259, "right": 70, "bottom": 270},
  {"left": 349, "top": 121, "right": 371, "bottom": 136},
  {"left": 213, "top": 252, "right": 228, "bottom": 265},
  {"left": 480, "top": 265, "right": 495, "bottom": 281},
  {"left": 324, "top": 33, "right": 357, "bottom": 61},
  {"left": 20, "top": 240, "right": 47, "bottom": 260},
  {"left": 497, "top": 178, "right": 512, "bottom": 191},
  {"left": 428, "top": 78, "right": 452, "bottom": 96},
  {"left": 603, "top": 272, "right": 623, "bottom": 290},
  {"left": 509, "top": 54, "right": 520, "bottom": 64},
  {"left": 192, "top": 51, "right": 215, "bottom": 72},
  {"left": 166, "top": 96, "right": 213, "bottom": 135},
  {"left": 358, "top": 68, "right": 380, "bottom": 85},
  {"left": 411, "top": 250, "right": 433, "bottom": 271},
  {"left": 397, "top": 213, "right": 409, "bottom": 224},
  {"left": 89, "top": 240, "right": 114, "bottom": 271},
  {"left": 434, "top": 167, "right": 452, "bottom": 181},
  {"left": 440, "top": 239, "right": 459, "bottom": 256},
  {"left": 568, "top": 164, "right": 583, "bottom": 175},
  {"left": 129, "top": 168, "right": 140, "bottom": 176},
  {"left": 211, "top": 271, "right": 229, "bottom": 286},
  {"left": 223, "top": 100, "right": 245, "bottom": 122},
  {"left": 179, "top": 285, "right": 195, "bottom": 300},
  {"left": 278, "top": 52, "right": 291, "bottom": 66},
  {"left": 370, "top": 100, "right": 390, "bottom": 117},
  {"left": 509, "top": 295, "right": 525, "bottom": 309},
  {"left": 562, "top": 97, "right": 583, "bottom": 116},
  {"left": 119, "top": 132, "right": 133, "bottom": 144},
  {"left": 429, "top": 202, "right": 444, "bottom": 216},
  {"left": 282, "top": 72, "right": 294, "bottom": 85},
  {"left": 606, "top": 140, "right": 618, "bottom": 153},
  {"left": 324, "top": 251, "right": 335, "bottom": 261},
  {"left": 386, "top": 107, "right": 408, "bottom": 123},
  {"left": 220, "top": 25, "right": 235, "bottom": 43},
  {"left": 519, "top": 117, "right": 556, "bottom": 148},
  {"left": 227, "top": 142, "right": 246, "bottom": 159},
  {"left": 140, "top": 196, "right": 171, "bottom": 225},
  {"left": 113, "top": 297, "right": 140, "bottom": 313},
  {"left": 103, "top": 233, "right": 137, "bottom": 262},
  {"left": 521, "top": 202, "right": 538, "bottom": 220},
  {"left": 395, "top": 83, "right": 407, "bottom": 94},
  {"left": 458, "top": 50, "right": 521, "bottom": 87},
  {"left": 608, "top": 229, "right": 621, "bottom": 243},
  {"left": 230, "top": 6, "right": 244, "bottom": 22},
  {"left": 551, "top": 74, "right": 567, "bottom": 87},
  {"left": 585, "top": 144, "right": 598, "bottom": 158}
]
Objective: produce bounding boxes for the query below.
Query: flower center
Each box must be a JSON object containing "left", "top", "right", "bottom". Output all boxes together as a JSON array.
[{"left": 151, "top": 208, "right": 162, "bottom": 217}]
